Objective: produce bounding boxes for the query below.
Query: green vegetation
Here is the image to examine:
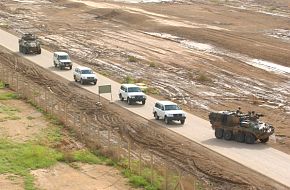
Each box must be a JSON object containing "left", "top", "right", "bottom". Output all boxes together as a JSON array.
[
  {"left": 0, "top": 92, "right": 19, "bottom": 100},
  {"left": 128, "top": 55, "right": 138, "bottom": 63},
  {"left": 144, "top": 87, "right": 160, "bottom": 95},
  {"left": 149, "top": 62, "right": 156, "bottom": 68},
  {"left": 122, "top": 169, "right": 159, "bottom": 190},
  {"left": 122, "top": 76, "right": 135, "bottom": 84},
  {"left": 0, "top": 81, "right": 4, "bottom": 89},
  {"left": 0, "top": 104, "right": 21, "bottom": 122},
  {"left": 0, "top": 139, "right": 62, "bottom": 190}
]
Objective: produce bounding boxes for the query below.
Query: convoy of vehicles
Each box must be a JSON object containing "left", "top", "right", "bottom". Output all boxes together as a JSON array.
[
  {"left": 17, "top": 33, "right": 275, "bottom": 140},
  {"left": 53, "top": 52, "right": 72, "bottom": 70},
  {"left": 18, "top": 33, "right": 41, "bottom": 54}
]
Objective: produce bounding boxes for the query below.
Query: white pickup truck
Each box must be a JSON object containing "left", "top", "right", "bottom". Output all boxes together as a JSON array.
[{"left": 153, "top": 101, "right": 186, "bottom": 124}]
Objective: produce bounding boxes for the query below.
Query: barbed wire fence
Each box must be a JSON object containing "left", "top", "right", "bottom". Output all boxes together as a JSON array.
[{"left": 0, "top": 59, "right": 200, "bottom": 190}]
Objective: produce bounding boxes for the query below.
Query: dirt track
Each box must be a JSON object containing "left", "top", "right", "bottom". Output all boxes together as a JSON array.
[
  {"left": 0, "top": 45, "right": 288, "bottom": 189},
  {"left": 0, "top": 0, "right": 290, "bottom": 189},
  {"left": 0, "top": 0, "right": 289, "bottom": 154}
]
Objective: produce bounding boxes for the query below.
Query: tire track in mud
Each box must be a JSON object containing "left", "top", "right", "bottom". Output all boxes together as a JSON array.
[{"left": 0, "top": 47, "right": 286, "bottom": 190}]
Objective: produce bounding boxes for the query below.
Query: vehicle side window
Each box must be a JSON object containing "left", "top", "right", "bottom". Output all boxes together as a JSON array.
[
  {"left": 124, "top": 87, "right": 128, "bottom": 92},
  {"left": 155, "top": 103, "right": 159, "bottom": 108},
  {"left": 121, "top": 86, "right": 124, "bottom": 91}
]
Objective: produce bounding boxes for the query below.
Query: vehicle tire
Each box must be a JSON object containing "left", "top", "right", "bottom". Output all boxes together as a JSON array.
[
  {"left": 164, "top": 117, "right": 169, "bottom": 124},
  {"left": 214, "top": 128, "right": 223, "bottom": 139},
  {"left": 142, "top": 100, "right": 146, "bottom": 105},
  {"left": 60, "top": 66, "right": 63, "bottom": 70},
  {"left": 38, "top": 49, "right": 41, "bottom": 54},
  {"left": 23, "top": 48, "right": 27, "bottom": 54},
  {"left": 73, "top": 75, "right": 77, "bottom": 82},
  {"left": 119, "top": 94, "right": 124, "bottom": 101},
  {"left": 260, "top": 137, "right": 269, "bottom": 143},
  {"left": 19, "top": 45, "right": 21, "bottom": 53},
  {"left": 180, "top": 119, "right": 185, "bottom": 125},
  {"left": 69, "top": 66, "right": 72, "bottom": 70},
  {"left": 93, "top": 81, "right": 97, "bottom": 85},
  {"left": 127, "top": 98, "right": 131, "bottom": 105},
  {"left": 245, "top": 133, "right": 255, "bottom": 144},
  {"left": 154, "top": 112, "right": 159, "bottom": 120},
  {"left": 80, "top": 79, "right": 84, "bottom": 85},
  {"left": 235, "top": 132, "right": 245, "bottom": 143},
  {"left": 223, "top": 130, "right": 233, "bottom": 140}
]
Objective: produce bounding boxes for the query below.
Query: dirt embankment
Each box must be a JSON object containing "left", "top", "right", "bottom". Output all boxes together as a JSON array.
[{"left": 1, "top": 44, "right": 288, "bottom": 189}]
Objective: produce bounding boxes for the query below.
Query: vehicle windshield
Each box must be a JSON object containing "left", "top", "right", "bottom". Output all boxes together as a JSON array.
[
  {"left": 81, "top": 70, "right": 93, "bottom": 74},
  {"left": 59, "top": 55, "right": 69, "bottom": 60},
  {"left": 128, "top": 87, "right": 141, "bottom": 92},
  {"left": 165, "top": 105, "right": 180, "bottom": 111}
]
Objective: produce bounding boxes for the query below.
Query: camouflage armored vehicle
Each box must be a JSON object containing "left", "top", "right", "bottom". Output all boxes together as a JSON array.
[
  {"left": 209, "top": 109, "right": 274, "bottom": 144},
  {"left": 18, "top": 33, "right": 41, "bottom": 54}
]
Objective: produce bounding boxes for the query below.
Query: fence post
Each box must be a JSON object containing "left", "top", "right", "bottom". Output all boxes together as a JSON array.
[
  {"left": 139, "top": 148, "right": 142, "bottom": 175},
  {"left": 150, "top": 153, "right": 153, "bottom": 184},
  {"left": 128, "top": 140, "right": 131, "bottom": 170}
]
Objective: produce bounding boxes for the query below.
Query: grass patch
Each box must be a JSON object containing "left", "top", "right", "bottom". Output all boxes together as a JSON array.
[
  {"left": 122, "top": 76, "right": 135, "bottom": 84},
  {"left": 0, "top": 139, "right": 62, "bottom": 190},
  {"left": 0, "top": 81, "right": 4, "bottom": 89},
  {"left": 144, "top": 87, "right": 160, "bottom": 95},
  {"left": 26, "top": 116, "right": 35, "bottom": 120},
  {"left": 196, "top": 73, "right": 212, "bottom": 84},
  {"left": 128, "top": 55, "right": 138, "bottom": 63},
  {"left": 0, "top": 104, "right": 21, "bottom": 122},
  {"left": 149, "top": 62, "right": 156, "bottom": 68},
  {"left": 0, "top": 92, "right": 19, "bottom": 100}
]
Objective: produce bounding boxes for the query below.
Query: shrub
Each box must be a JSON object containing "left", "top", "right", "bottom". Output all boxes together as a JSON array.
[{"left": 128, "top": 56, "right": 138, "bottom": 63}]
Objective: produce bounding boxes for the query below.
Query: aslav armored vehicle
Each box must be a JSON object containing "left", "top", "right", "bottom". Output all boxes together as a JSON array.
[
  {"left": 209, "top": 108, "right": 274, "bottom": 144},
  {"left": 18, "top": 33, "right": 41, "bottom": 54}
]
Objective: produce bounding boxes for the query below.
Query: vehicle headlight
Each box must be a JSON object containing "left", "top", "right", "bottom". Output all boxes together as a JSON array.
[{"left": 167, "top": 114, "right": 174, "bottom": 117}]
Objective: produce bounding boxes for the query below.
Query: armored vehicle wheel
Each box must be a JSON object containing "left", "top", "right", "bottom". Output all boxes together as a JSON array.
[
  {"left": 245, "top": 133, "right": 255, "bottom": 144},
  {"left": 164, "top": 117, "right": 169, "bottom": 124},
  {"left": 223, "top": 130, "right": 233, "bottom": 140},
  {"left": 215, "top": 128, "right": 223, "bottom": 139},
  {"left": 154, "top": 112, "right": 159, "bottom": 120},
  {"left": 235, "top": 132, "right": 245, "bottom": 143},
  {"left": 260, "top": 137, "right": 269, "bottom": 143},
  {"left": 180, "top": 119, "right": 185, "bottom": 125}
]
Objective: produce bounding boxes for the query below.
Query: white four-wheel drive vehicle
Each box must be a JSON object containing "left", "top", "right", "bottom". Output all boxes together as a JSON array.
[
  {"left": 153, "top": 101, "right": 186, "bottom": 124},
  {"left": 119, "top": 84, "right": 147, "bottom": 105},
  {"left": 53, "top": 52, "right": 72, "bottom": 70},
  {"left": 73, "top": 66, "right": 97, "bottom": 85}
]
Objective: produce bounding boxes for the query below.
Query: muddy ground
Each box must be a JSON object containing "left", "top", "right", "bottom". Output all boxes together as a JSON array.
[
  {"left": 0, "top": 87, "right": 135, "bottom": 190},
  {"left": 0, "top": 45, "right": 288, "bottom": 189},
  {"left": 0, "top": 0, "right": 290, "bottom": 189},
  {"left": 0, "top": 0, "right": 289, "bottom": 153}
]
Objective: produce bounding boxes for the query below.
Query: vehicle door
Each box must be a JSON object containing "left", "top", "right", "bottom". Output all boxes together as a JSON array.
[
  {"left": 75, "top": 68, "right": 80, "bottom": 80},
  {"left": 122, "top": 86, "right": 128, "bottom": 99}
]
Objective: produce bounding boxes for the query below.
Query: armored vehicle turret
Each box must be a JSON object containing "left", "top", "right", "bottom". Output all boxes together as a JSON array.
[
  {"left": 209, "top": 108, "right": 274, "bottom": 144},
  {"left": 18, "top": 33, "right": 41, "bottom": 54}
]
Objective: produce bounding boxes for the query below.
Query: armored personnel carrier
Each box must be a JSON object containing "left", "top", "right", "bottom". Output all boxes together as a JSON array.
[
  {"left": 209, "top": 108, "right": 274, "bottom": 144},
  {"left": 18, "top": 33, "right": 41, "bottom": 54}
]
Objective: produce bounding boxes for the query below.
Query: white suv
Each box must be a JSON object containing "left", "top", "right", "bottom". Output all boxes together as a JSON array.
[
  {"left": 73, "top": 66, "right": 97, "bottom": 85},
  {"left": 153, "top": 101, "right": 186, "bottom": 124},
  {"left": 119, "top": 84, "right": 146, "bottom": 105},
  {"left": 53, "top": 52, "right": 72, "bottom": 70}
]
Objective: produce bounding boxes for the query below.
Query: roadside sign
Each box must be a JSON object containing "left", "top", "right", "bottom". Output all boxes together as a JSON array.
[{"left": 98, "top": 85, "right": 112, "bottom": 102}]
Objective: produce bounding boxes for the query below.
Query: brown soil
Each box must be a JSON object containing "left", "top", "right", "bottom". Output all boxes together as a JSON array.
[
  {"left": 0, "top": 0, "right": 290, "bottom": 189},
  {"left": 0, "top": 86, "right": 135, "bottom": 190}
]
